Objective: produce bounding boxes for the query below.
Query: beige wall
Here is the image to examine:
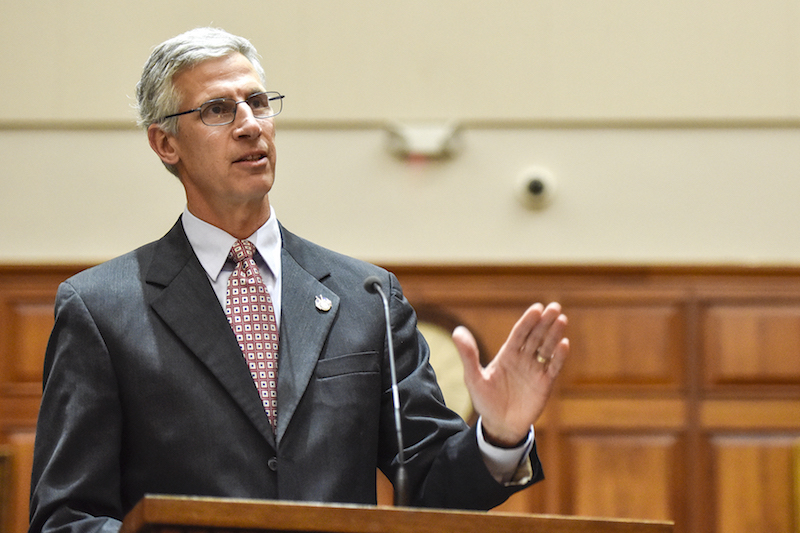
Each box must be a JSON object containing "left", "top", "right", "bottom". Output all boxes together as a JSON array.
[{"left": 3, "top": 0, "right": 800, "bottom": 264}]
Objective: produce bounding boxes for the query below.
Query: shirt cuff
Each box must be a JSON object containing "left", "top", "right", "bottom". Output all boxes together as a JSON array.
[{"left": 476, "top": 417, "right": 535, "bottom": 486}]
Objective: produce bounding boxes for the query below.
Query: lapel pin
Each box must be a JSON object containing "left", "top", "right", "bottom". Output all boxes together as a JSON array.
[{"left": 315, "top": 295, "right": 332, "bottom": 312}]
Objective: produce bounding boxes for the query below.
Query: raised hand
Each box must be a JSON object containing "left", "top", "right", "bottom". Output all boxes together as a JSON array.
[{"left": 452, "top": 302, "right": 569, "bottom": 447}]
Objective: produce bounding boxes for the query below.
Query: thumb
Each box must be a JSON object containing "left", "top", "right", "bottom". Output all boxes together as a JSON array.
[{"left": 452, "top": 325, "right": 482, "bottom": 382}]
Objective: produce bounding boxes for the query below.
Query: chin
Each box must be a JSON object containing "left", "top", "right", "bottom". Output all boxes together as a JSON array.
[{"left": 242, "top": 175, "right": 274, "bottom": 199}]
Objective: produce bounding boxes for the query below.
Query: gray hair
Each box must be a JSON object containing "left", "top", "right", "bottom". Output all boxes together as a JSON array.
[{"left": 135, "top": 27, "right": 267, "bottom": 136}]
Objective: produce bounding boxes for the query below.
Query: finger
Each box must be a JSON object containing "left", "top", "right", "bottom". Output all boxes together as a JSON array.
[
  {"left": 507, "top": 303, "right": 545, "bottom": 352},
  {"left": 535, "top": 312, "right": 568, "bottom": 361},
  {"left": 452, "top": 325, "right": 482, "bottom": 382},
  {"left": 545, "top": 337, "right": 570, "bottom": 377},
  {"left": 521, "top": 302, "right": 564, "bottom": 354}
]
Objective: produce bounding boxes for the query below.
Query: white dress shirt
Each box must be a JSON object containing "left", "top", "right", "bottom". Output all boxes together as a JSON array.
[{"left": 182, "top": 207, "right": 283, "bottom": 326}]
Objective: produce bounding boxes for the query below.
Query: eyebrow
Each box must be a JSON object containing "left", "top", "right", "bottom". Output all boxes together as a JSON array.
[{"left": 206, "top": 89, "right": 267, "bottom": 101}]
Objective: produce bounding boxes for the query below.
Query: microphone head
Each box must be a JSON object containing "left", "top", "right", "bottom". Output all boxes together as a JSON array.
[{"left": 363, "top": 275, "right": 382, "bottom": 294}]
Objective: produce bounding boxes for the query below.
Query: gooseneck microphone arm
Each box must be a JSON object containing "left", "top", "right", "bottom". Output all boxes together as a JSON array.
[{"left": 363, "top": 275, "right": 410, "bottom": 506}]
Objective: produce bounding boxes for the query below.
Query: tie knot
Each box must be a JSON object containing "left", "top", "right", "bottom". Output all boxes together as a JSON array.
[{"left": 229, "top": 239, "right": 256, "bottom": 263}]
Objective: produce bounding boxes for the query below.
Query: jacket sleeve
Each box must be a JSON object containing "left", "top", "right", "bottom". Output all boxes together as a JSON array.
[
  {"left": 29, "top": 281, "right": 125, "bottom": 533},
  {"left": 381, "top": 272, "right": 544, "bottom": 510}
]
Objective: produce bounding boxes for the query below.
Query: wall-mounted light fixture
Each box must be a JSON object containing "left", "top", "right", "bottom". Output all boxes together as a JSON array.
[{"left": 386, "top": 122, "right": 461, "bottom": 160}]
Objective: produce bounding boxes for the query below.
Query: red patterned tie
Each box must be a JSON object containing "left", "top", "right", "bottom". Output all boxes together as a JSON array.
[{"left": 225, "top": 239, "right": 279, "bottom": 430}]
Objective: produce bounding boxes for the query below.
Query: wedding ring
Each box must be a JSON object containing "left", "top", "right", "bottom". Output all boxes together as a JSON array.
[{"left": 535, "top": 349, "right": 549, "bottom": 365}]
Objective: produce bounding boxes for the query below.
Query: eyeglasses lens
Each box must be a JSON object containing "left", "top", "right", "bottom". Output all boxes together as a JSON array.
[
  {"left": 198, "top": 93, "right": 281, "bottom": 126},
  {"left": 200, "top": 100, "right": 237, "bottom": 126}
]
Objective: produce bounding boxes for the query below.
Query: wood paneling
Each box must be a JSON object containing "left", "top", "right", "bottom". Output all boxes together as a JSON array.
[
  {"left": 560, "top": 399, "right": 686, "bottom": 430},
  {"left": 3, "top": 264, "right": 800, "bottom": 533},
  {"left": 2, "top": 301, "right": 52, "bottom": 387},
  {"left": 701, "top": 400, "right": 800, "bottom": 430},
  {"left": 0, "top": 265, "right": 83, "bottom": 533},
  {"left": 711, "top": 436, "right": 798, "bottom": 533},
  {"left": 703, "top": 304, "right": 800, "bottom": 386},
  {"left": 564, "top": 303, "right": 684, "bottom": 390},
  {"left": 5, "top": 431, "right": 35, "bottom": 533},
  {"left": 388, "top": 264, "right": 800, "bottom": 533},
  {"left": 565, "top": 434, "right": 680, "bottom": 522}
]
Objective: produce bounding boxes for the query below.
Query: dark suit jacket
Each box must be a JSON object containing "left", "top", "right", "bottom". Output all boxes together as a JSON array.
[{"left": 29, "top": 220, "right": 543, "bottom": 533}]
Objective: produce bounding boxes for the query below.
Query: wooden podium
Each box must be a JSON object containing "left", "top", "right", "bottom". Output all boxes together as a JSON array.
[{"left": 120, "top": 495, "right": 673, "bottom": 533}]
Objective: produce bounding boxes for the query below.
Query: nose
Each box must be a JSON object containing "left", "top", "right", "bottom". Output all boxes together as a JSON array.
[{"left": 233, "top": 101, "right": 262, "bottom": 138}]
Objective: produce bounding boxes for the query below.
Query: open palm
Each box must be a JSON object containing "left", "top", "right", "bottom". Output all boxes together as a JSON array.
[{"left": 452, "top": 302, "right": 569, "bottom": 447}]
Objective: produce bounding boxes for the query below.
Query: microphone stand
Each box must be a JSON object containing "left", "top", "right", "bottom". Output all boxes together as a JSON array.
[{"left": 364, "top": 276, "right": 410, "bottom": 506}]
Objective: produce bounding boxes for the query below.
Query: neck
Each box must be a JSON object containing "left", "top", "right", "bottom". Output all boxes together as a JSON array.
[{"left": 187, "top": 198, "right": 271, "bottom": 240}]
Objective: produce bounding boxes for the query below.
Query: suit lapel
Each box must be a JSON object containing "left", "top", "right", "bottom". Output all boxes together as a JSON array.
[
  {"left": 145, "top": 220, "right": 277, "bottom": 447},
  {"left": 275, "top": 243, "right": 339, "bottom": 443}
]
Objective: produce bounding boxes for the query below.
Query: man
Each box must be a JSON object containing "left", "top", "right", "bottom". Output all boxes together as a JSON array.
[{"left": 29, "top": 28, "right": 569, "bottom": 533}]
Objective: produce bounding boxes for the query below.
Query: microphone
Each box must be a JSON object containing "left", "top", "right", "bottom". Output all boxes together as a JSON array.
[{"left": 363, "top": 275, "right": 410, "bottom": 506}]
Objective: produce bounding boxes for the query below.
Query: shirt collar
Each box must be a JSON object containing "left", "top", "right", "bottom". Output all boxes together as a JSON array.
[{"left": 181, "top": 207, "right": 282, "bottom": 283}]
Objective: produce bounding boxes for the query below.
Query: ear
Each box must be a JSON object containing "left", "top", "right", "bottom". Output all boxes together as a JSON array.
[{"left": 147, "top": 124, "right": 180, "bottom": 167}]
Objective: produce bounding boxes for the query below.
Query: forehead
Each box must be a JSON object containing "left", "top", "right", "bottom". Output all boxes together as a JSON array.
[{"left": 174, "top": 53, "right": 265, "bottom": 104}]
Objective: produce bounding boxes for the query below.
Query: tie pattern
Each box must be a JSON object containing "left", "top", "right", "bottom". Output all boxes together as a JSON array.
[{"left": 225, "top": 239, "right": 279, "bottom": 429}]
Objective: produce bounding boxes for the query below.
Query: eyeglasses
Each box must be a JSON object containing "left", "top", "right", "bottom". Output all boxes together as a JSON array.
[{"left": 161, "top": 91, "right": 284, "bottom": 126}]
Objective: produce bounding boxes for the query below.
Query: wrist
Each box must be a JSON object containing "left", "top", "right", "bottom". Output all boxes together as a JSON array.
[
  {"left": 479, "top": 419, "right": 530, "bottom": 449},
  {"left": 483, "top": 432, "right": 529, "bottom": 449}
]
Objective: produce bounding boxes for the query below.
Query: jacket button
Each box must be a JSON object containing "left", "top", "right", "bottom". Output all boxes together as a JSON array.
[{"left": 268, "top": 457, "right": 278, "bottom": 471}]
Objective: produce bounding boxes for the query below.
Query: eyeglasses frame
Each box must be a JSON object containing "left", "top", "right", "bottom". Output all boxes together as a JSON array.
[{"left": 161, "top": 91, "right": 284, "bottom": 126}]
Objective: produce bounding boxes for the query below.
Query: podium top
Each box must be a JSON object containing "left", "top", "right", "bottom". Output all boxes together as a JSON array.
[{"left": 120, "top": 495, "right": 673, "bottom": 533}]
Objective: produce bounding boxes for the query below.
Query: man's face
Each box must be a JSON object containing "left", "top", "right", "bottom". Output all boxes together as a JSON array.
[{"left": 159, "top": 53, "right": 277, "bottom": 221}]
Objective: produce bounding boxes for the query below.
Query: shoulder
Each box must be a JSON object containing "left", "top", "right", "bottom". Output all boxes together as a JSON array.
[
  {"left": 65, "top": 241, "right": 157, "bottom": 293},
  {"left": 280, "top": 224, "right": 389, "bottom": 282},
  {"left": 278, "top": 224, "right": 412, "bottom": 307},
  {"left": 64, "top": 218, "right": 188, "bottom": 295}
]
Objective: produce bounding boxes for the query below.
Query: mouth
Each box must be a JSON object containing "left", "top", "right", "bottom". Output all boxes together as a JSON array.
[{"left": 234, "top": 152, "right": 269, "bottom": 164}]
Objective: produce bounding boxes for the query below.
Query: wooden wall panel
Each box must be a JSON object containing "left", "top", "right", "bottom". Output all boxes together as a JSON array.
[
  {"left": 388, "top": 265, "right": 800, "bottom": 533},
  {"left": 560, "top": 399, "right": 686, "bottom": 430},
  {"left": 703, "top": 303, "right": 800, "bottom": 386},
  {"left": 4, "top": 431, "right": 35, "bottom": 533},
  {"left": 710, "top": 435, "right": 798, "bottom": 533},
  {"left": 0, "top": 266, "right": 80, "bottom": 533},
  {"left": 702, "top": 400, "right": 800, "bottom": 430},
  {"left": 563, "top": 303, "right": 684, "bottom": 390},
  {"left": 3, "top": 301, "right": 52, "bottom": 387},
  {"left": 564, "top": 434, "right": 680, "bottom": 522}
]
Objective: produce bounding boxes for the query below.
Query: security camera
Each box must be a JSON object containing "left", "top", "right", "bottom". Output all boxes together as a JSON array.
[{"left": 516, "top": 166, "right": 557, "bottom": 209}]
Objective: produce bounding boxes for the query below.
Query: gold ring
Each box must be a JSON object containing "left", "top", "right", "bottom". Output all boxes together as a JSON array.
[{"left": 535, "top": 350, "right": 549, "bottom": 364}]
